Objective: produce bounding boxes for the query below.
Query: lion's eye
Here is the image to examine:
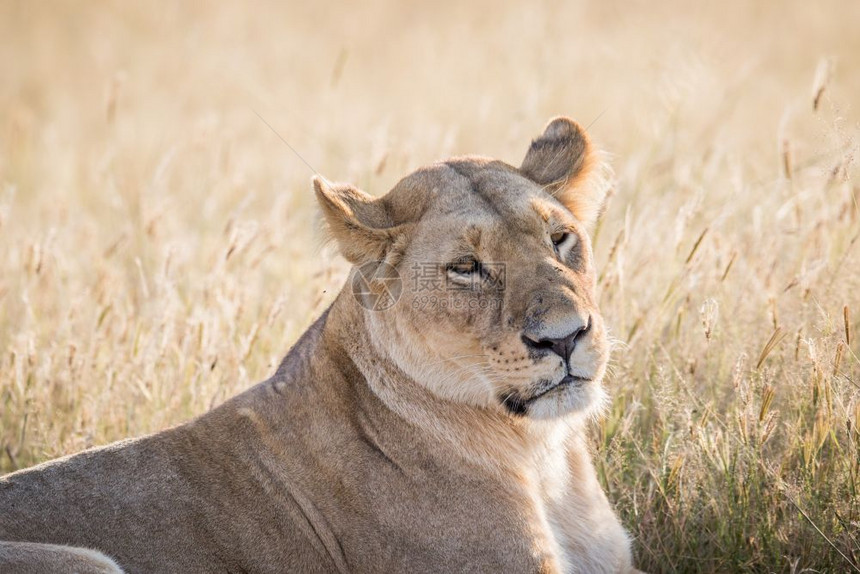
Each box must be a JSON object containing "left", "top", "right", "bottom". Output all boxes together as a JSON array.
[
  {"left": 446, "top": 257, "right": 484, "bottom": 286},
  {"left": 550, "top": 230, "right": 577, "bottom": 258},
  {"left": 447, "top": 258, "right": 481, "bottom": 277},
  {"left": 551, "top": 232, "right": 569, "bottom": 246}
]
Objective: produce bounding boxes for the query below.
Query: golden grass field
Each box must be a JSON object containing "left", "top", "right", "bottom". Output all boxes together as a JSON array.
[{"left": 1, "top": 1, "right": 859, "bottom": 571}]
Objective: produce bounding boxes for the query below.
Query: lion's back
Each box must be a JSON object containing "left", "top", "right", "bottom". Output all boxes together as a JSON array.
[{"left": 0, "top": 433, "right": 217, "bottom": 573}]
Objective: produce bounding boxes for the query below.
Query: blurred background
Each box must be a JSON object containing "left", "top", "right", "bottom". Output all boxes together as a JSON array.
[{"left": 1, "top": 1, "right": 859, "bottom": 571}]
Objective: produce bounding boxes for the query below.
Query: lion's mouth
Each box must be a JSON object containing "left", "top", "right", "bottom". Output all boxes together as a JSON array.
[
  {"left": 500, "top": 374, "right": 591, "bottom": 415},
  {"left": 530, "top": 374, "right": 590, "bottom": 401}
]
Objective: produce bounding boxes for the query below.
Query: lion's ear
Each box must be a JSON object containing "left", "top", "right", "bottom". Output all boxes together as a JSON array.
[
  {"left": 520, "top": 117, "right": 609, "bottom": 226},
  {"left": 313, "top": 176, "right": 402, "bottom": 264}
]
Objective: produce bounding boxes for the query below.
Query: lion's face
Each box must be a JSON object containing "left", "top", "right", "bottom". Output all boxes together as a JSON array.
[{"left": 316, "top": 117, "right": 611, "bottom": 419}]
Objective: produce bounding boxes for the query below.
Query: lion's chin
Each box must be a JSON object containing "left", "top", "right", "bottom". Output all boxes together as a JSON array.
[{"left": 521, "top": 376, "right": 606, "bottom": 420}]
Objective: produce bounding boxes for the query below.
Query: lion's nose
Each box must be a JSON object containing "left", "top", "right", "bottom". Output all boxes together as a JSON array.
[{"left": 522, "top": 316, "right": 592, "bottom": 360}]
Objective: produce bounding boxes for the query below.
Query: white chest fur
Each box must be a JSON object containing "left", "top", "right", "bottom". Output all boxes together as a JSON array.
[{"left": 523, "top": 426, "right": 633, "bottom": 574}]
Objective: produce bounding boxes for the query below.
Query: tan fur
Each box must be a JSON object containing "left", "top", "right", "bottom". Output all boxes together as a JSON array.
[
  {"left": 0, "top": 117, "right": 640, "bottom": 573},
  {"left": 0, "top": 542, "right": 123, "bottom": 573}
]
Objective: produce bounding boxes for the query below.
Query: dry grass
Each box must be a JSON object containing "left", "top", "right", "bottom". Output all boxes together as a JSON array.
[{"left": 2, "top": 1, "right": 859, "bottom": 571}]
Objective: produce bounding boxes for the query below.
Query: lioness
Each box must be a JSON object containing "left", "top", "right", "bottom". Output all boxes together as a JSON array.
[{"left": 0, "top": 117, "right": 639, "bottom": 573}]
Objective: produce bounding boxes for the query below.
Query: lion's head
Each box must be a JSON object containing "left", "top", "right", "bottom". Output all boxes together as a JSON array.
[{"left": 315, "top": 117, "right": 612, "bottom": 419}]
